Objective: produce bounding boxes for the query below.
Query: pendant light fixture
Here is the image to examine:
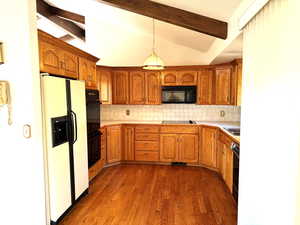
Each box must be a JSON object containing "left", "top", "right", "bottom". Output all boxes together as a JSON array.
[{"left": 143, "top": 19, "right": 165, "bottom": 70}]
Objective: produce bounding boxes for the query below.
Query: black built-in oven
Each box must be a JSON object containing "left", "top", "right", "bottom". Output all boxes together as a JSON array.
[
  {"left": 231, "top": 143, "right": 240, "bottom": 202},
  {"left": 162, "top": 86, "right": 196, "bottom": 104},
  {"left": 86, "top": 89, "right": 101, "bottom": 168}
]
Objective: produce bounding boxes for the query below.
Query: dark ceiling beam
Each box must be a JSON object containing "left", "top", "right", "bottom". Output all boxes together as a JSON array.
[
  {"left": 59, "top": 34, "right": 75, "bottom": 42},
  {"left": 95, "top": 0, "right": 228, "bottom": 39},
  {"left": 51, "top": 6, "right": 85, "bottom": 24},
  {"left": 36, "top": 0, "right": 85, "bottom": 41}
]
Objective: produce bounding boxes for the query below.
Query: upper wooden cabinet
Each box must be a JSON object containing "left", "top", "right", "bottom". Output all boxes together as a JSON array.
[
  {"left": 197, "top": 69, "right": 213, "bottom": 105},
  {"left": 106, "top": 125, "right": 122, "bottom": 163},
  {"left": 199, "top": 126, "right": 218, "bottom": 168},
  {"left": 145, "top": 71, "right": 161, "bottom": 104},
  {"left": 162, "top": 70, "right": 197, "bottom": 86},
  {"left": 97, "top": 67, "right": 112, "bottom": 104},
  {"left": 177, "top": 71, "right": 198, "bottom": 85},
  {"left": 113, "top": 71, "right": 129, "bottom": 104},
  {"left": 79, "top": 58, "right": 97, "bottom": 90},
  {"left": 161, "top": 71, "right": 177, "bottom": 86},
  {"left": 129, "top": 71, "right": 146, "bottom": 104},
  {"left": 39, "top": 41, "right": 63, "bottom": 76},
  {"left": 231, "top": 59, "right": 243, "bottom": 106},
  {"left": 62, "top": 50, "right": 79, "bottom": 79},
  {"left": 215, "top": 67, "right": 232, "bottom": 105},
  {"left": 38, "top": 30, "right": 98, "bottom": 81}
]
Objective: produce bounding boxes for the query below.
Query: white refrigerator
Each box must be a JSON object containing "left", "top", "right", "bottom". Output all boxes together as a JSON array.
[{"left": 41, "top": 76, "right": 89, "bottom": 225}]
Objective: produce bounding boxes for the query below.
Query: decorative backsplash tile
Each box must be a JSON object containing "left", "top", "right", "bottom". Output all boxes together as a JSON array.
[{"left": 101, "top": 104, "right": 241, "bottom": 122}]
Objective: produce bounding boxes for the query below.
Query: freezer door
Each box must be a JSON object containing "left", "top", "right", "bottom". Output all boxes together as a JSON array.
[
  {"left": 41, "top": 76, "right": 72, "bottom": 222},
  {"left": 70, "top": 80, "right": 89, "bottom": 199}
]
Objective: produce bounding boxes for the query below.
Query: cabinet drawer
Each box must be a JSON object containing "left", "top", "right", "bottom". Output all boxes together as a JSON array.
[
  {"left": 135, "top": 126, "right": 160, "bottom": 133},
  {"left": 135, "top": 151, "right": 159, "bottom": 161},
  {"left": 135, "top": 133, "right": 160, "bottom": 141},
  {"left": 161, "top": 126, "right": 198, "bottom": 134},
  {"left": 219, "top": 131, "right": 232, "bottom": 147},
  {"left": 135, "top": 141, "right": 159, "bottom": 151}
]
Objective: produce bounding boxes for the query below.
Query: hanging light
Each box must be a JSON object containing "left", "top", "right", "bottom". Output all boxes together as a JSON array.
[{"left": 143, "top": 19, "right": 165, "bottom": 70}]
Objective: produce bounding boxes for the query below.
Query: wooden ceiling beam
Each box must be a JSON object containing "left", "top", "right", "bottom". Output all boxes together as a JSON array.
[
  {"left": 51, "top": 6, "right": 85, "bottom": 24},
  {"left": 96, "top": 0, "right": 228, "bottom": 39},
  {"left": 59, "top": 34, "right": 75, "bottom": 42},
  {"left": 36, "top": 0, "right": 85, "bottom": 41}
]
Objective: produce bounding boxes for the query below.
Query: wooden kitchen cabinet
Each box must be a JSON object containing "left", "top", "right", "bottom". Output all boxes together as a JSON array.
[
  {"left": 160, "top": 126, "right": 199, "bottom": 163},
  {"left": 79, "top": 57, "right": 97, "bottom": 90},
  {"left": 113, "top": 71, "right": 129, "bottom": 104},
  {"left": 197, "top": 69, "right": 213, "bottom": 105},
  {"left": 160, "top": 134, "right": 178, "bottom": 162},
  {"left": 231, "top": 59, "right": 243, "bottom": 106},
  {"left": 161, "top": 71, "right": 178, "bottom": 86},
  {"left": 106, "top": 126, "right": 122, "bottom": 163},
  {"left": 145, "top": 71, "right": 161, "bottom": 104},
  {"left": 162, "top": 70, "right": 197, "bottom": 86},
  {"left": 97, "top": 67, "right": 112, "bottom": 104},
  {"left": 129, "top": 71, "right": 146, "bottom": 104},
  {"left": 215, "top": 67, "right": 232, "bottom": 105},
  {"left": 123, "top": 126, "right": 135, "bottom": 161},
  {"left": 179, "top": 134, "right": 199, "bottom": 163},
  {"left": 199, "top": 126, "right": 218, "bottom": 168},
  {"left": 38, "top": 30, "right": 98, "bottom": 81},
  {"left": 39, "top": 40, "right": 63, "bottom": 76},
  {"left": 177, "top": 71, "right": 198, "bottom": 85}
]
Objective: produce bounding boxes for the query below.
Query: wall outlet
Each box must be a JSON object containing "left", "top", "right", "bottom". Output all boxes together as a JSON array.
[
  {"left": 126, "top": 109, "right": 130, "bottom": 116},
  {"left": 220, "top": 110, "right": 226, "bottom": 117}
]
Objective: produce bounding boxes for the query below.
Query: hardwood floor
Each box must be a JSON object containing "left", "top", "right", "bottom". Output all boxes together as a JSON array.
[{"left": 60, "top": 165, "right": 237, "bottom": 225}]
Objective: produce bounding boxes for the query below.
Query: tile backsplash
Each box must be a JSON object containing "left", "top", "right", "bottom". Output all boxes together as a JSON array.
[{"left": 101, "top": 104, "right": 241, "bottom": 122}]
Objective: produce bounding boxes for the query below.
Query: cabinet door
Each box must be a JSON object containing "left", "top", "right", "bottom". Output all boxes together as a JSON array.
[
  {"left": 129, "top": 71, "right": 145, "bottom": 104},
  {"left": 225, "top": 147, "right": 233, "bottom": 192},
  {"left": 215, "top": 68, "right": 232, "bottom": 105},
  {"left": 107, "top": 126, "right": 122, "bottom": 163},
  {"left": 98, "top": 69, "right": 112, "bottom": 104},
  {"left": 178, "top": 71, "right": 198, "bottom": 85},
  {"left": 124, "top": 126, "right": 135, "bottom": 161},
  {"left": 39, "top": 40, "right": 63, "bottom": 75},
  {"left": 161, "top": 71, "right": 178, "bottom": 86},
  {"left": 100, "top": 128, "right": 107, "bottom": 162},
  {"left": 145, "top": 71, "right": 161, "bottom": 105},
  {"left": 197, "top": 69, "right": 213, "bottom": 105},
  {"left": 79, "top": 58, "right": 88, "bottom": 87},
  {"left": 86, "top": 61, "right": 97, "bottom": 89},
  {"left": 200, "top": 127, "right": 218, "bottom": 168},
  {"left": 160, "top": 134, "right": 178, "bottom": 162},
  {"left": 62, "top": 50, "right": 79, "bottom": 79},
  {"left": 113, "top": 71, "right": 129, "bottom": 104},
  {"left": 179, "top": 134, "right": 199, "bottom": 163}
]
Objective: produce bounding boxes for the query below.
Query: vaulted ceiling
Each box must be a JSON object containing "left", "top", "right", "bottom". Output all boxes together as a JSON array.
[{"left": 37, "top": 0, "right": 244, "bottom": 66}]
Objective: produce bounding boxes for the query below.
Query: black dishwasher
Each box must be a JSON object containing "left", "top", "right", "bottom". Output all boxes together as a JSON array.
[{"left": 231, "top": 143, "right": 240, "bottom": 202}]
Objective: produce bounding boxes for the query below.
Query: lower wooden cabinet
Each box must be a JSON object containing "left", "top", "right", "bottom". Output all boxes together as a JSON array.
[
  {"left": 123, "top": 126, "right": 135, "bottom": 161},
  {"left": 160, "top": 133, "right": 198, "bottom": 163},
  {"left": 199, "top": 126, "right": 218, "bottom": 168},
  {"left": 106, "top": 125, "right": 122, "bottom": 163}
]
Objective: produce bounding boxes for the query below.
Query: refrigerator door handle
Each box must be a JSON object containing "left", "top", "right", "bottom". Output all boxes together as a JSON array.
[{"left": 71, "top": 110, "right": 78, "bottom": 144}]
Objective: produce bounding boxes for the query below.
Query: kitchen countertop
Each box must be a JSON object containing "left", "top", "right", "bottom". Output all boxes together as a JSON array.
[{"left": 100, "top": 120, "right": 240, "bottom": 143}]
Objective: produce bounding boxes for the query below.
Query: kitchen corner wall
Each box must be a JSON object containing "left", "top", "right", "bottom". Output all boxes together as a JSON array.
[{"left": 101, "top": 104, "right": 241, "bottom": 122}]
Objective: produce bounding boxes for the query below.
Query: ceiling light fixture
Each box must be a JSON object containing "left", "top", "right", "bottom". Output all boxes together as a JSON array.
[{"left": 143, "top": 19, "right": 164, "bottom": 70}]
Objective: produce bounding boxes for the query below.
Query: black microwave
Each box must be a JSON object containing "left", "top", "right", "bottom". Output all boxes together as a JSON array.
[{"left": 162, "top": 86, "right": 197, "bottom": 104}]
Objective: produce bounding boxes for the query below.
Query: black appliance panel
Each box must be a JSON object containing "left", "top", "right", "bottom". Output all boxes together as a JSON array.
[
  {"left": 51, "top": 116, "right": 69, "bottom": 147},
  {"left": 87, "top": 131, "right": 101, "bottom": 168},
  {"left": 232, "top": 143, "right": 240, "bottom": 202},
  {"left": 86, "top": 89, "right": 100, "bottom": 133},
  {"left": 162, "top": 86, "right": 196, "bottom": 104}
]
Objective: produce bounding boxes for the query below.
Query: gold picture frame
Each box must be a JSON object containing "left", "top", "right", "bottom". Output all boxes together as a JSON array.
[{"left": 0, "top": 42, "right": 4, "bottom": 64}]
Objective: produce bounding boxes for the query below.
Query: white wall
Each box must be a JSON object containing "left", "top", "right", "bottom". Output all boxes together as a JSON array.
[
  {"left": 239, "top": 0, "right": 300, "bottom": 224},
  {"left": 0, "top": 0, "right": 47, "bottom": 225}
]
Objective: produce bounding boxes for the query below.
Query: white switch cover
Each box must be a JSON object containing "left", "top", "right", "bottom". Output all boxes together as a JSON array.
[{"left": 23, "top": 124, "right": 31, "bottom": 139}]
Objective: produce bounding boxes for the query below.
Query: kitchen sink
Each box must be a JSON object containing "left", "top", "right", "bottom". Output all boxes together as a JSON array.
[{"left": 224, "top": 128, "right": 240, "bottom": 136}]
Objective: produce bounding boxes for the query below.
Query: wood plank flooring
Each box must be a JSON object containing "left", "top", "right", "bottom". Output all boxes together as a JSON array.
[{"left": 60, "top": 165, "right": 237, "bottom": 225}]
